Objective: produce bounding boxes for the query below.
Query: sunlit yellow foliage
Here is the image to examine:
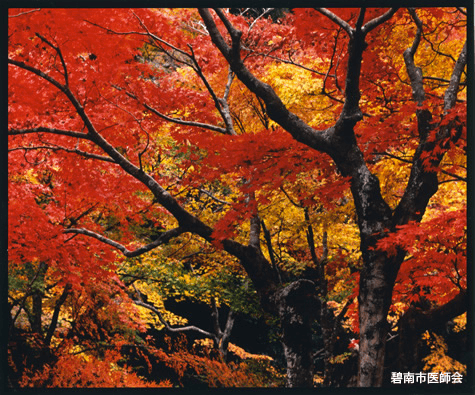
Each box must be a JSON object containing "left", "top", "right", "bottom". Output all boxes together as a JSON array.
[
  {"left": 261, "top": 62, "right": 336, "bottom": 128},
  {"left": 313, "top": 375, "right": 324, "bottom": 385},
  {"left": 228, "top": 342, "right": 274, "bottom": 362},
  {"left": 373, "top": 151, "right": 412, "bottom": 210},
  {"left": 135, "top": 281, "right": 188, "bottom": 328},
  {"left": 195, "top": 338, "right": 274, "bottom": 361},
  {"left": 452, "top": 313, "right": 466, "bottom": 333},
  {"left": 387, "top": 302, "right": 407, "bottom": 330},
  {"left": 329, "top": 352, "right": 352, "bottom": 365},
  {"left": 422, "top": 331, "right": 466, "bottom": 374}
]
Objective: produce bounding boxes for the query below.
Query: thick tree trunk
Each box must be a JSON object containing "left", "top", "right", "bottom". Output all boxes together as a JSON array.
[
  {"left": 274, "top": 280, "right": 318, "bottom": 387},
  {"left": 357, "top": 253, "right": 394, "bottom": 386}
]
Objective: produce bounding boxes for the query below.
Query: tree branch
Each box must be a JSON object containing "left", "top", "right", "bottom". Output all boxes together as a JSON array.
[
  {"left": 9, "top": 23, "right": 281, "bottom": 310},
  {"left": 377, "top": 151, "right": 467, "bottom": 182},
  {"left": 394, "top": 31, "right": 467, "bottom": 227},
  {"left": 248, "top": 8, "right": 274, "bottom": 32},
  {"left": 214, "top": 8, "right": 242, "bottom": 61},
  {"left": 134, "top": 299, "right": 216, "bottom": 338},
  {"left": 444, "top": 41, "right": 467, "bottom": 112},
  {"left": 220, "top": 308, "right": 235, "bottom": 358},
  {"left": 403, "top": 8, "right": 425, "bottom": 105},
  {"left": 64, "top": 227, "right": 185, "bottom": 258},
  {"left": 315, "top": 8, "right": 353, "bottom": 37},
  {"left": 188, "top": 46, "right": 237, "bottom": 136},
  {"left": 35, "top": 33, "right": 69, "bottom": 86},
  {"left": 129, "top": 11, "right": 237, "bottom": 135},
  {"left": 9, "top": 9, "right": 41, "bottom": 18},
  {"left": 9, "top": 126, "right": 89, "bottom": 139},
  {"left": 44, "top": 283, "right": 72, "bottom": 346},
  {"left": 9, "top": 57, "right": 220, "bottom": 246},
  {"left": 198, "top": 8, "right": 336, "bottom": 156},
  {"left": 249, "top": 213, "right": 261, "bottom": 249},
  {"left": 305, "top": 208, "right": 319, "bottom": 268},
  {"left": 261, "top": 219, "right": 282, "bottom": 284},
  {"left": 8, "top": 59, "right": 97, "bottom": 138},
  {"left": 211, "top": 297, "right": 222, "bottom": 338},
  {"left": 112, "top": 84, "right": 230, "bottom": 135},
  {"left": 9, "top": 145, "right": 116, "bottom": 163},
  {"left": 199, "top": 188, "right": 231, "bottom": 205},
  {"left": 361, "top": 8, "right": 399, "bottom": 35},
  {"left": 18, "top": 63, "right": 217, "bottom": 237},
  {"left": 355, "top": 8, "right": 366, "bottom": 32},
  {"left": 400, "top": 290, "right": 467, "bottom": 334}
]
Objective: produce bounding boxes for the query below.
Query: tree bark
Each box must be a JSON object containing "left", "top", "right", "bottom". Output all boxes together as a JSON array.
[
  {"left": 273, "top": 280, "right": 319, "bottom": 387},
  {"left": 28, "top": 262, "right": 48, "bottom": 335},
  {"left": 357, "top": 253, "right": 394, "bottom": 386}
]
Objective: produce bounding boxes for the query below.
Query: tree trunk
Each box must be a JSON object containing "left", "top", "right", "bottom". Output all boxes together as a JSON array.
[
  {"left": 274, "top": 280, "right": 318, "bottom": 387},
  {"left": 29, "top": 262, "right": 48, "bottom": 335},
  {"left": 357, "top": 253, "right": 394, "bottom": 386}
]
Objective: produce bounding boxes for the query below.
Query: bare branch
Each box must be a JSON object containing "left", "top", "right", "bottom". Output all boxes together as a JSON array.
[
  {"left": 248, "top": 8, "right": 274, "bottom": 32},
  {"left": 361, "top": 8, "right": 399, "bottom": 35},
  {"left": 223, "top": 308, "right": 234, "bottom": 338},
  {"left": 221, "top": 308, "right": 235, "bottom": 357},
  {"left": 217, "top": 67, "right": 238, "bottom": 134},
  {"left": 130, "top": 12, "right": 192, "bottom": 59},
  {"left": 406, "top": 8, "right": 423, "bottom": 58},
  {"left": 355, "top": 8, "right": 366, "bottom": 32},
  {"left": 423, "top": 75, "right": 452, "bottom": 84},
  {"left": 9, "top": 9, "right": 41, "bottom": 18},
  {"left": 211, "top": 297, "right": 222, "bottom": 337},
  {"left": 64, "top": 227, "right": 185, "bottom": 258},
  {"left": 280, "top": 185, "right": 302, "bottom": 208},
  {"left": 214, "top": 8, "right": 242, "bottom": 46},
  {"left": 403, "top": 8, "right": 425, "bottom": 105},
  {"left": 261, "top": 219, "right": 282, "bottom": 285},
  {"left": 249, "top": 213, "right": 261, "bottom": 249},
  {"left": 112, "top": 84, "right": 230, "bottom": 135},
  {"left": 377, "top": 151, "right": 467, "bottom": 182},
  {"left": 129, "top": 11, "right": 237, "bottom": 135},
  {"left": 44, "top": 283, "right": 72, "bottom": 346},
  {"left": 322, "top": 27, "right": 345, "bottom": 102},
  {"left": 134, "top": 299, "right": 216, "bottom": 338},
  {"left": 9, "top": 126, "right": 89, "bottom": 139},
  {"left": 8, "top": 58, "right": 100, "bottom": 140},
  {"left": 322, "top": 231, "right": 328, "bottom": 262},
  {"left": 199, "top": 188, "right": 231, "bottom": 205},
  {"left": 315, "top": 8, "right": 353, "bottom": 37},
  {"left": 9, "top": 145, "right": 116, "bottom": 163},
  {"left": 35, "top": 33, "right": 69, "bottom": 86},
  {"left": 444, "top": 41, "right": 467, "bottom": 112},
  {"left": 187, "top": 46, "right": 237, "bottom": 135},
  {"left": 249, "top": 51, "right": 326, "bottom": 76},
  {"left": 198, "top": 9, "right": 232, "bottom": 60},
  {"left": 223, "top": 67, "right": 235, "bottom": 101},
  {"left": 305, "top": 208, "right": 319, "bottom": 268}
]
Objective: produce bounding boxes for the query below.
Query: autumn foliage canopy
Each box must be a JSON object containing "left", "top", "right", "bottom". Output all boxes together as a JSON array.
[{"left": 8, "top": 7, "right": 467, "bottom": 388}]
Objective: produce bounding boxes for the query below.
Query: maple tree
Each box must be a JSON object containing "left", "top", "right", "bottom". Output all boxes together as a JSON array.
[{"left": 8, "top": 7, "right": 467, "bottom": 388}]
